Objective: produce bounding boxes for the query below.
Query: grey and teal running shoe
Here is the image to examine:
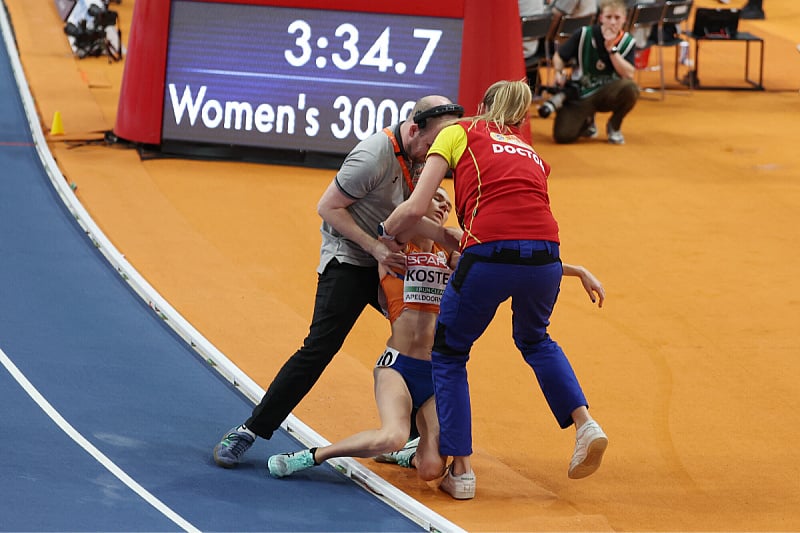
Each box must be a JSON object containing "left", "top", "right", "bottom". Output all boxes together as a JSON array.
[
  {"left": 213, "top": 427, "right": 255, "bottom": 468},
  {"left": 268, "top": 449, "right": 316, "bottom": 478}
]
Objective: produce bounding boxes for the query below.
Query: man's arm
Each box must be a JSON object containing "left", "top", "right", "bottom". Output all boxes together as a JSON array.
[
  {"left": 553, "top": 51, "right": 568, "bottom": 86},
  {"left": 599, "top": 21, "right": 636, "bottom": 79},
  {"left": 317, "top": 179, "right": 405, "bottom": 270},
  {"left": 606, "top": 45, "right": 635, "bottom": 79},
  {"left": 552, "top": 30, "right": 580, "bottom": 86}
]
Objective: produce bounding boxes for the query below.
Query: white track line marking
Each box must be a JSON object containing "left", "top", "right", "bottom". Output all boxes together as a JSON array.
[{"left": 0, "top": 347, "right": 200, "bottom": 533}]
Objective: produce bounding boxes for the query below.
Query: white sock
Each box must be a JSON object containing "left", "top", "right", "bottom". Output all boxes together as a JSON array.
[{"left": 238, "top": 424, "right": 256, "bottom": 439}]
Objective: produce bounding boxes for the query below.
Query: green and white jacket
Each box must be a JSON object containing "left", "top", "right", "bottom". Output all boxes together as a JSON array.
[{"left": 573, "top": 26, "right": 636, "bottom": 98}]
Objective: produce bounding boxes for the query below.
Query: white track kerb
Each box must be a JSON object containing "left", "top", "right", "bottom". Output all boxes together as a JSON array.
[{"left": 0, "top": 5, "right": 464, "bottom": 533}]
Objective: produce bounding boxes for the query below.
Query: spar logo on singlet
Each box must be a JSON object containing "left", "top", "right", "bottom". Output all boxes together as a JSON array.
[
  {"left": 490, "top": 132, "right": 545, "bottom": 172},
  {"left": 404, "top": 252, "right": 451, "bottom": 305}
]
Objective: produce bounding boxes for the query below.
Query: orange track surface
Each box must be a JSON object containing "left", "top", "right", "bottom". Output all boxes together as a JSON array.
[{"left": 9, "top": 0, "right": 800, "bottom": 530}]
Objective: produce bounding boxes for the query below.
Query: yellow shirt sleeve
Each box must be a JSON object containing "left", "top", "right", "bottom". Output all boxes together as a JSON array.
[{"left": 428, "top": 124, "right": 467, "bottom": 168}]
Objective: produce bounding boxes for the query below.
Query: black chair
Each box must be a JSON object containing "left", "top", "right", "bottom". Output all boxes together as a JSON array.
[
  {"left": 654, "top": 0, "right": 694, "bottom": 88},
  {"left": 626, "top": 3, "right": 668, "bottom": 99},
  {"left": 521, "top": 12, "right": 554, "bottom": 95},
  {"left": 538, "top": 13, "right": 595, "bottom": 88},
  {"left": 552, "top": 12, "right": 596, "bottom": 48}
]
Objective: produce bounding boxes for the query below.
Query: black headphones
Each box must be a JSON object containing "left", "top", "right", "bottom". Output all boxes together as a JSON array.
[{"left": 413, "top": 103, "right": 465, "bottom": 129}]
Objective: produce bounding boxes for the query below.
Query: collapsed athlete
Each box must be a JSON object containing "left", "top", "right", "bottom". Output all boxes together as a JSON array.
[{"left": 266, "top": 188, "right": 458, "bottom": 485}]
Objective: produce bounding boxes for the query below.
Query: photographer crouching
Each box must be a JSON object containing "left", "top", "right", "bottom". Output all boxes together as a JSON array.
[
  {"left": 545, "top": 0, "right": 639, "bottom": 145},
  {"left": 63, "top": 0, "right": 122, "bottom": 61}
]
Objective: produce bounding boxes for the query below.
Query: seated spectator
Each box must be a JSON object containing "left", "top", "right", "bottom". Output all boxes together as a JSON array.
[
  {"left": 520, "top": 0, "right": 547, "bottom": 91},
  {"left": 522, "top": 0, "right": 597, "bottom": 92},
  {"left": 550, "top": 0, "right": 599, "bottom": 26},
  {"left": 520, "top": 0, "right": 547, "bottom": 60},
  {"left": 627, "top": 0, "right": 666, "bottom": 49}
]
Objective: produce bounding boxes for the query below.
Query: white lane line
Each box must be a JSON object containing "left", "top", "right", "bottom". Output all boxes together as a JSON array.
[{"left": 0, "top": 347, "right": 201, "bottom": 533}]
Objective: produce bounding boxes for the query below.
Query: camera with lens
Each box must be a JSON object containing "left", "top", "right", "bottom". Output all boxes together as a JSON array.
[
  {"left": 537, "top": 81, "right": 581, "bottom": 118},
  {"left": 63, "top": 1, "right": 121, "bottom": 61},
  {"left": 88, "top": 3, "right": 118, "bottom": 27}
]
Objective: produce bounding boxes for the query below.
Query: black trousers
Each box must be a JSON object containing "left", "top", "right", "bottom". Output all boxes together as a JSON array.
[
  {"left": 245, "top": 259, "right": 381, "bottom": 439},
  {"left": 553, "top": 79, "right": 640, "bottom": 144}
]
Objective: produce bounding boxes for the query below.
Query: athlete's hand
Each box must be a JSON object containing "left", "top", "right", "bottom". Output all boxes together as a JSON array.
[{"left": 448, "top": 250, "right": 461, "bottom": 270}]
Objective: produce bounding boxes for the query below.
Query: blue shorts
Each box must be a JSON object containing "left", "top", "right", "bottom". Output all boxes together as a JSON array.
[{"left": 375, "top": 347, "right": 434, "bottom": 409}]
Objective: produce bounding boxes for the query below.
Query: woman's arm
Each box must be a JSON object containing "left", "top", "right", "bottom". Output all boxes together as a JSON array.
[
  {"left": 382, "top": 155, "right": 449, "bottom": 238},
  {"left": 562, "top": 263, "right": 605, "bottom": 307},
  {"left": 395, "top": 218, "right": 463, "bottom": 253}
]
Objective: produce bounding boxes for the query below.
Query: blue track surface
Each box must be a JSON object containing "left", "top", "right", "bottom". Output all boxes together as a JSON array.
[{"left": 0, "top": 16, "right": 421, "bottom": 533}]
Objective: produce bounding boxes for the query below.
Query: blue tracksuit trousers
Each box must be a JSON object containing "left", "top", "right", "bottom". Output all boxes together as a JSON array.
[{"left": 432, "top": 240, "right": 588, "bottom": 457}]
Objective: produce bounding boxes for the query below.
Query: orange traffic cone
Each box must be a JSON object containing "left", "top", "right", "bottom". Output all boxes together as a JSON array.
[{"left": 50, "top": 111, "right": 64, "bottom": 135}]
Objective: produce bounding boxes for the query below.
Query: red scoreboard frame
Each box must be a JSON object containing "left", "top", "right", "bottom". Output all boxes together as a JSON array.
[{"left": 114, "top": 0, "right": 527, "bottom": 151}]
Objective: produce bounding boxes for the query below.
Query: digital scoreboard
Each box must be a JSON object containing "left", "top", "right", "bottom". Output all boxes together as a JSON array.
[
  {"left": 162, "top": 2, "right": 462, "bottom": 155},
  {"left": 114, "top": 0, "right": 525, "bottom": 166}
]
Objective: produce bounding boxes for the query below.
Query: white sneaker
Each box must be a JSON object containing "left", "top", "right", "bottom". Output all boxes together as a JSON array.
[
  {"left": 267, "top": 449, "right": 316, "bottom": 478},
  {"left": 568, "top": 420, "right": 608, "bottom": 479},
  {"left": 439, "top": 464, "right": 476, "bottom": 500},
  {"left": 374, "top": 436, "right": 419, "bottom": 468},
  {"left": 607, "top": 125, "right": 625, "bottom": 145}
]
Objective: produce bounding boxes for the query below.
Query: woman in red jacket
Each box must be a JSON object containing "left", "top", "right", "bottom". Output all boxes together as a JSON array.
[{"left": 380, "top": 79, "right": 608, "bottom": 499}]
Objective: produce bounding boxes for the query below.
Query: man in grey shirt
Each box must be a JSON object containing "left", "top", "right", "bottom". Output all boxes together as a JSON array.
[{"left": 213, "top": 95, "right": 464, "bottom": 468}]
